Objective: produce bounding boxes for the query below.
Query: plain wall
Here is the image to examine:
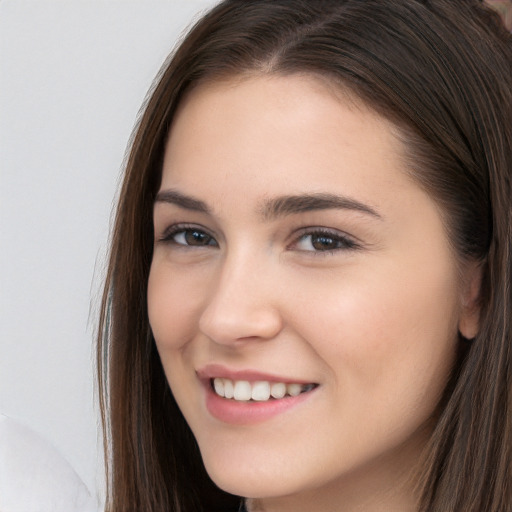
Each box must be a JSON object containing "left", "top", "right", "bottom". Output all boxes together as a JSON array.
[{"left": 0, "top": 0, "right": 218, "bottom": 503}]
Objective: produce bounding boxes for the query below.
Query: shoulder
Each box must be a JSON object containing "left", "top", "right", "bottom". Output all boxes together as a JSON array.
[{"left": 0, "top": 415, "right": 98, "bottom": 512}]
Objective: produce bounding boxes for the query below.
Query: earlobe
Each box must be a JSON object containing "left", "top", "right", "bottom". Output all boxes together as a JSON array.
[{"left": 458, "top": 261, "right": 483, "bottom": 340}]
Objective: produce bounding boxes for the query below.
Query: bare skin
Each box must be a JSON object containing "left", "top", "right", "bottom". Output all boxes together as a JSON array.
[{"left": 148, "top": 74, "right": 480, "bottom": 512}]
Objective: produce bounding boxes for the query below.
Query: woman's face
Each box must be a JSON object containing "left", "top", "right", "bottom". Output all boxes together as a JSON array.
[{"left": 148, "top": 75, "right": 477, "bottom": 509}]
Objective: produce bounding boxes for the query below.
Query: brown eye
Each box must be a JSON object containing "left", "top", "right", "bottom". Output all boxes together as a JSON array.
[
  {"left": 310, "top": 234, "right": 340, "bottom": 251},
  {"left": 166, "top": 228, "right": 217, "bottom": 247},
  {"left": 184, "top": 229, "right": 214, "bottom": 246},
  {"left": 294, "top": 230, "right": 359, "bottom": 252}
]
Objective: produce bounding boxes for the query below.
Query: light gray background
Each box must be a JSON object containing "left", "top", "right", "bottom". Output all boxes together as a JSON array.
[{"left": 0, "top": 0, "right": 218, "bottom": 503}]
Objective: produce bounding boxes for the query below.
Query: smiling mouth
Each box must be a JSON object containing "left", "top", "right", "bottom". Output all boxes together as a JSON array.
[{"left": 211, "top": 378, "right": 318, "bottom": 402}]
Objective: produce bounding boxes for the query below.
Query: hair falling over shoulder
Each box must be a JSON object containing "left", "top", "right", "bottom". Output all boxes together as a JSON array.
[{"left": 97, "top": 1, "right": 512, "bottom": 511}]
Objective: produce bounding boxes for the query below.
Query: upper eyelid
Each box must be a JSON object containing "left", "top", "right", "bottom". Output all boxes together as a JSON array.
[
  {"left": 290, "top": 226, "right": 360, "bottom": 243},
  {"left": 287, "top": 228, "right": 364, "bottom": 255},
  {"left": 158, "top": 222, "right": 218, "bottom": 240}
]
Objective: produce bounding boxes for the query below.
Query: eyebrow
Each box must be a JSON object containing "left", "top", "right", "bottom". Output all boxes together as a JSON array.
[
  {"left": 260, "top": 193, "right": 382, "bottom": 221},
  {"left": 154, "top": 189, "right": 381, "bottom": 220},
  {"left": 155, "top": 189, "right": 210, "bottom": 214}
]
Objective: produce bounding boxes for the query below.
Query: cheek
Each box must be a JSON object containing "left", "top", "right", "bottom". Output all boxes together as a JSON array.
[
  {"left": 295, "top": 259, "right": 461, "bottom": 414},
  {"left": 147, "top": 261, "right": 205, "bottom": 350},
  {"left": 147, "top": 262, "right": 205, "bottom": 409}
]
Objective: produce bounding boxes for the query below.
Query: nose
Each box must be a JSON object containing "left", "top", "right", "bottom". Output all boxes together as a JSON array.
[{"left": 198, "top": 252, "right": 284, "bottom": 345}]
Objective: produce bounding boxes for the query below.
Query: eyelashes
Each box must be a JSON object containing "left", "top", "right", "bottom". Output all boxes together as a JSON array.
[
  {"left": 158, "top": 223, "right": 361, "bottom": 255},
  {"left": 291, "top": 228, "right": 360, "bottom": 253},
  {"left": 161, "top": 225, "right": 218, "bottom": 248}
]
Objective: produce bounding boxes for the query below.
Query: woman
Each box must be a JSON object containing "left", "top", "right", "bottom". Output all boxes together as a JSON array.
[{"left": 97, "top": 1, "right": 512, "bottom": 511}]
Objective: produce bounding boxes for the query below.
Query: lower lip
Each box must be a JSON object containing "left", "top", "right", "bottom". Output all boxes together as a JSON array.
[{"left": 204, "top": 382, "right": 317, "bottom": 425}]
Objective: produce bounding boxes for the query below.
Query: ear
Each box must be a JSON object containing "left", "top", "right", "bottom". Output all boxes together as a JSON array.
[{"left": 458, "top": 261, "right": 483, "bottom": 340}]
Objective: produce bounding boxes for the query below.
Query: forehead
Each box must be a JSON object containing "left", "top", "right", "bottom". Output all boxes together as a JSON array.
[{"left": 162, "top": 74, "right": 408, "bottom": 198}]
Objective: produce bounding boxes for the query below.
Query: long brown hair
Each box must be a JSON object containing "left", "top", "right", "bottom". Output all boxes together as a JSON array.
[{"left": 97, "top": 1, "right": 512, "bottom": 510}]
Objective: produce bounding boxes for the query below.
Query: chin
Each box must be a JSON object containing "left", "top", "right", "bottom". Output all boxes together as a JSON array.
[{"left": 202, "top": 454, "right": 301, "bottom": 500}]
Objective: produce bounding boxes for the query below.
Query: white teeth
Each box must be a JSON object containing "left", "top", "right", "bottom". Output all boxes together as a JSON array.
[
  {"left": 287, "top": 383, "right": 302, "bottom": 397},
  {"left": 224, "top": 379, "right": 234, "bottom": 399},
  {"left": 270, "top": 382, "right": 286, "bottom": 399},
  {"left": 251, "top": 381, "right": 270, "bottom": 401},
  {"left": 233, "top": 381, "right": 252, "bottom": 401},
  {"left": 212, "top": 378, "right": 315, "bottom": 401},
  {"left": 213, "top": 378, "right": 225, "bottom": 396}
]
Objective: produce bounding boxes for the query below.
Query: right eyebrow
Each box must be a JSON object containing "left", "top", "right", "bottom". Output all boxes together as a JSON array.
[{"left": 154, "top": 189, "right": 210, "bottom": 214}]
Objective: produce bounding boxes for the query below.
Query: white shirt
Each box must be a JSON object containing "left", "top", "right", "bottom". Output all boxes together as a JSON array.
[{"left": 0, "top": 415, "right": 99, "bottom": 512}]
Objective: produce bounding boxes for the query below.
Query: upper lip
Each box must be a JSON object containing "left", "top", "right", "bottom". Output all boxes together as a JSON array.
[{"left": 197, "top": 363, "right": 316, "bottom": 384}]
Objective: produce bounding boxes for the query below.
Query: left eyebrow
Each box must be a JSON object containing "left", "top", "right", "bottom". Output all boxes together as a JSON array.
[{"left": 259, "top": 193, "right": 382, "bottom": 221}]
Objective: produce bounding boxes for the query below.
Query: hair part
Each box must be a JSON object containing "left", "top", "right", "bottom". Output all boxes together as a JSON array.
[{"left": 98, "top": 1, "right": 512, "bottom": 510}]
